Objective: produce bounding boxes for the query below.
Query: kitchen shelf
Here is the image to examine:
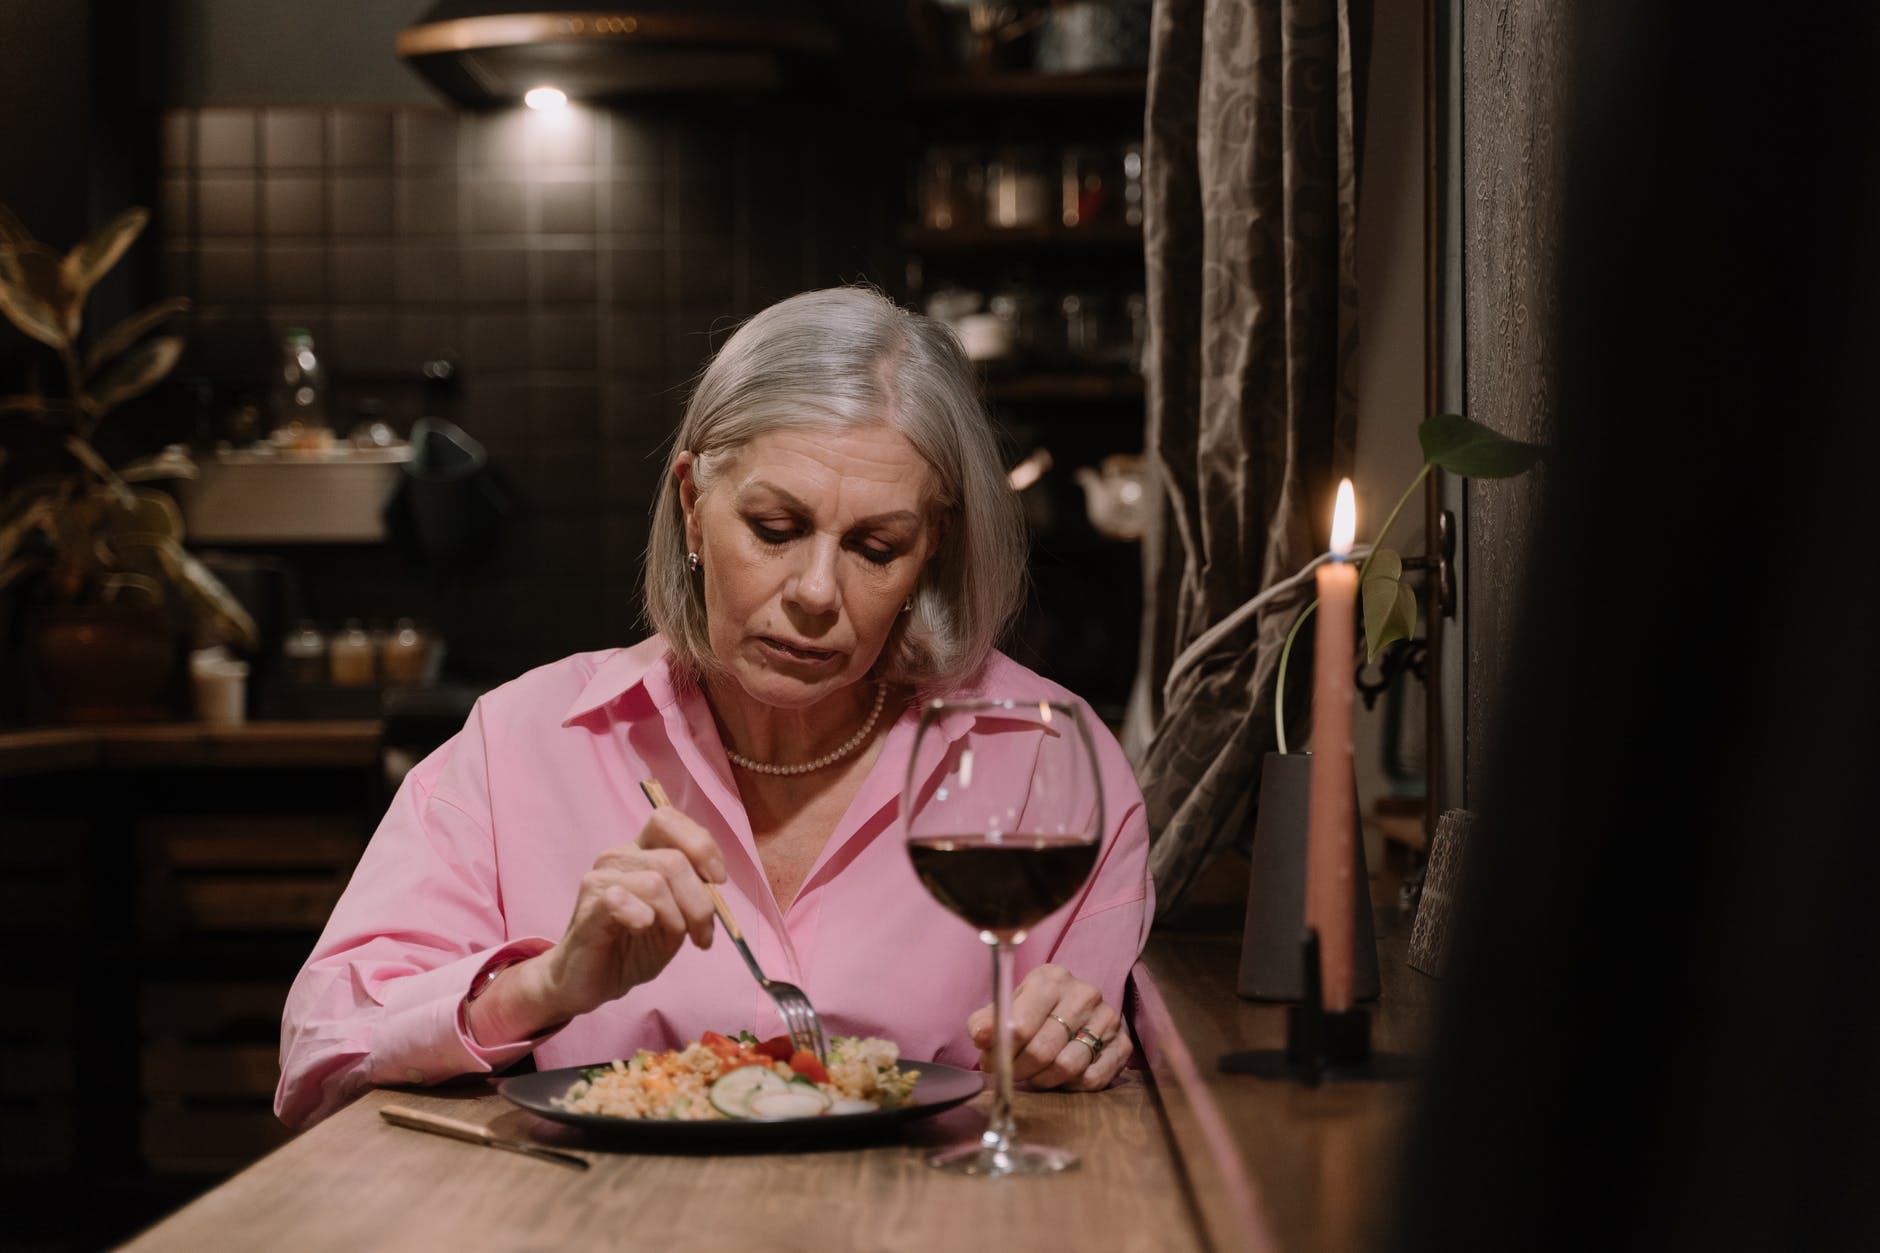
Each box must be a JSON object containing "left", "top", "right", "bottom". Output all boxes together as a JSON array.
[
  {"left": 907, "top": 71, "right": 1148, "bottom": 102},
  {"left": 903, "top": 223, "right": 1143, "bottom": 250},
  {"left": 985, "top": 372, "right": 1145, "bottom": 403}
]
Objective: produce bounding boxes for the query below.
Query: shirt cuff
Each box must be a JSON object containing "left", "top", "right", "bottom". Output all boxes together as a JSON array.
[{"left": 368, "top": 938, "right": 558, "bottom": 1086}]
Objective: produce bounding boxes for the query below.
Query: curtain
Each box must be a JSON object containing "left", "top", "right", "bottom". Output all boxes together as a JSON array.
[{"left": 1128, "top": 0, "right": 1370, "bottom": 916}]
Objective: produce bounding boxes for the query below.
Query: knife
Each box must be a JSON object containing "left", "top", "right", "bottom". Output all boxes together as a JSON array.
[{"left": 380, "top": 1104, "right": 590, "bottom": 1170}]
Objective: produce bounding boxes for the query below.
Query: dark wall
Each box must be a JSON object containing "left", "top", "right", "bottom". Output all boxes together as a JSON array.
[
  {"left": 160, "top": 97, "right": 896, "bottom": 683},
  {"left": 143, "top": 2, "right": 902, "bottom": 684}
]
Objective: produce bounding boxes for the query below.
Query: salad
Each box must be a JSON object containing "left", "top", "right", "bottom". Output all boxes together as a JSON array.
[{"left": 554, "top": 1030, "right": 920, "bottom": 1121}]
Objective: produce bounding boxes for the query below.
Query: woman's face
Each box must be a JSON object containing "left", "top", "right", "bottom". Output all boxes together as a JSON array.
[{"left": 678, "top": 423, "right": 946, "bottom": 710}]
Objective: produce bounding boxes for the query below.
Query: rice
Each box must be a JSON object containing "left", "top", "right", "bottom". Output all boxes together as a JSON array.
[{"left": 554, "top": 1034, "right": 920, "bottom": 1120}]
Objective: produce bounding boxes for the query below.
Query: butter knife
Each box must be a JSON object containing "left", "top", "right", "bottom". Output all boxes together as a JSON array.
[{"left": 380, "top": 1104, "right": 590, "bottom": 1170}]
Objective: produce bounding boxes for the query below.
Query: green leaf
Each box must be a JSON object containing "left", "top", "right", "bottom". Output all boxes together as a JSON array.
[
  {"left": 87, "top": 334, "right": 184, "bottom": 416},
  {"left": 61, "top": 207, "right": 147, "bottom": 306},
  {"left": 118, "top": 447, "right": 199, "bottom": 483},
  {"left": 147, "top": 537, "right": 260, "bottom": 651},
  {"left": 0, "top": 243, "right": 73, "bottom": 348},
  {"left": 85, "top": 296, "right": 189, "bottom": 378},
  {"left": 1418, "top": 413, "right": 1546, "bottom": 478},
  {"left": 1361, "top": 548, "right": 1419, "bottom": 661}
]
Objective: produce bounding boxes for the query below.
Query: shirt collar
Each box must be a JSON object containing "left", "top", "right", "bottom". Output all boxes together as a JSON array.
[{"left": 559, "top": 635, "right": 679, "bottom": 726}]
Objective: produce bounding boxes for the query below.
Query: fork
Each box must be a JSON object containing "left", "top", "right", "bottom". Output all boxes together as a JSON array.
[{"left": 639, "top": 779, "right": 828, "bottom": 1061}]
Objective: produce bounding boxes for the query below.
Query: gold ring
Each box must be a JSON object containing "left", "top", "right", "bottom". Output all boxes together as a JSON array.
[{"left": 1051, "top": 1014, "right": 1076, "bottom": 1038}]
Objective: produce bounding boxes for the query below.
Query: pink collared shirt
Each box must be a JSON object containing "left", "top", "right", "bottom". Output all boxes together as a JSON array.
[{"left": 276, "top": 638, "right": 1153, "bottom": 1127}]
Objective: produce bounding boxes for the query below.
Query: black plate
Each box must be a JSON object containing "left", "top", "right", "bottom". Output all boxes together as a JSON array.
[{"left": 499, "top": 1060, "right": 984, "bottom": 1146}]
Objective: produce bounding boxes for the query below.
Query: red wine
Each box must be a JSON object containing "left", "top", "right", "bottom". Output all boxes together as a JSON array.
[{"left": 909, "top": 835, "right": 1099, "bottom": 933}]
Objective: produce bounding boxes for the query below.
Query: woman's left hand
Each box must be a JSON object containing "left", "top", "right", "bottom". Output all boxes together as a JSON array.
[{"left": 966, "top": 963, "right": 1132, "bottom": 1091}]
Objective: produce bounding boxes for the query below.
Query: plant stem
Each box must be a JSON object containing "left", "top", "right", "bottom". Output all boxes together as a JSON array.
[
  {"left": 1355, "top": 463, "right": 1432, "bottom": 586},
  {"left": 1272, "top": 461, "right": 1434, "bottom": 755},
  {"left": 1274, "top": 599, "right": 1318, "bottom": 755}
]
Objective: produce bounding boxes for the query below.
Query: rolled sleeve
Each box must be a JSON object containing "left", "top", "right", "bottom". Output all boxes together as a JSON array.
[{"left": 276, "top": 707, "right": 561, "bottom": 1128}]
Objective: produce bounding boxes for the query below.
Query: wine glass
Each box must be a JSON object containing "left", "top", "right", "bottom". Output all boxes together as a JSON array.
[{"left": 902, "top": 698, "right": 1105, "bottom": 1176}]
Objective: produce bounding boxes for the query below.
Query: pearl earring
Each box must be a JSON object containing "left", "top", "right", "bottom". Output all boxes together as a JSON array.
[
  {"left": 687, "top": 552, "right": 701, "bottom": 574},
  {"left": 903, "top": 594, "right": 914, "bottom": 614}
]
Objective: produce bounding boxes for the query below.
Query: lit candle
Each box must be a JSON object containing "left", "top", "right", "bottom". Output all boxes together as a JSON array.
[{"left": 1306, "top": 479, "right": 1359, "bottom": 1011}]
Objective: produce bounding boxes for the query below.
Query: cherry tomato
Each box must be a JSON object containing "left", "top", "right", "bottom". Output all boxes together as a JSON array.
[
  {"left": 788, "top": 1049, "right": 829, "bottom": 1085},
  {"left": 700, "top": 1030, "right": 741, "bottom": 1059},
  {"left": 756, "top": 1035, "right": 794, "bottom": 1062}
]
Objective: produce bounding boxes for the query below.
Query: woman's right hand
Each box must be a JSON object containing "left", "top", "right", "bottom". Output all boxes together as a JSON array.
[{"left": 466, "top": 808, "right": 726, "bottom": 1045}]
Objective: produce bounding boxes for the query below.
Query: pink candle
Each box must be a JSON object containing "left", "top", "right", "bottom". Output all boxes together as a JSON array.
[{"left": 1305, "top": 480, "right": 1358, "bottom": 1011}]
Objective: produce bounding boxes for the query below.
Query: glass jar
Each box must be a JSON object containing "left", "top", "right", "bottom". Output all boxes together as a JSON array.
[
  {"left": 281, "top": 620, "right": 327, "bottom": 686},
  {"left": 1059, "top": 147, "right": 1115, "bottom": 229},
  {"left": 918, "top": 146, "right": 984, "bottom": 232},
  {"left": 985, "top": 148, "right": 1050, "bottom": 230},
  {"left": 328, "top": 618, "right": 376, "bottom": 687},
  {"left": 1059, "top": 291, "right": 1109, "bottom": 363},
  {"left": 1120, "top": 141, "right": 1145, "bottom": 228},
  {"left": 380, "top": 618, "right": 429, "bottom": 684}
]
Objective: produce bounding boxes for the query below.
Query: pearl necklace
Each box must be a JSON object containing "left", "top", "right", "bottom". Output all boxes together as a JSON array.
[{"left": 724, "top": 683, "right": 887, "bottom": 776}]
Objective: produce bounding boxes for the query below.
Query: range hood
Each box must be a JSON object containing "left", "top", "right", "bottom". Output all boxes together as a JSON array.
[{"left": 397, "top": 2, "right": 837, "bottom": 106}]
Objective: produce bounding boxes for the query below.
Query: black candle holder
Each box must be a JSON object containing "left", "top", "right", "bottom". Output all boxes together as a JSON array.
[{"left": 1219, "top": 930, "right": 1416, "bottom": 1085}]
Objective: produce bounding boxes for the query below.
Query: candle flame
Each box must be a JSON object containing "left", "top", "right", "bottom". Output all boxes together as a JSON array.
[{"left": 1330, "top": 479, "right": 1356, "bottom": 556}]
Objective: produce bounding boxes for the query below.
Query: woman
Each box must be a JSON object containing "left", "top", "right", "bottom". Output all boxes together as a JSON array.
[{"left": 276, "top": 288, "right": 1153, "bottom": 1128}]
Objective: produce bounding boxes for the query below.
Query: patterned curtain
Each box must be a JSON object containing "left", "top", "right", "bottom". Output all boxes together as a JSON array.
[{"left": 1127, "top": 0, "right": 1370, "bottom": 915}]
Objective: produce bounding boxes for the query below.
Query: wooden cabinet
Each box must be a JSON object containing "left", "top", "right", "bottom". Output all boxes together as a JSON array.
[{"left": 0, "top": 723, "right": 381, "bottom": 1244}]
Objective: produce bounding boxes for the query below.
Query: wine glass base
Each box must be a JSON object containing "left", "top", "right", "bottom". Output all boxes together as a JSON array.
[{"left": 925, "top": 1142, "right": 1080, "bottom": 1176}]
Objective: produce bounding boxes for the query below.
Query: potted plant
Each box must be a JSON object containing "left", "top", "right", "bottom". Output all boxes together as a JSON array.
[{"left": 0, "top": 199, "right": 256, "bottom": 721}]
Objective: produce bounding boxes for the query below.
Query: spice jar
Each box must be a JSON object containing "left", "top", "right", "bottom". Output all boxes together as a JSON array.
[
  {"left": 380, "top": 618, "right": 429, "bottom": 684},
  {"left": 282, "top": 620, "right": 327, "bottom": 686},
  {"left": 328, "top": 619, "right": 376, "bottom": 687}
]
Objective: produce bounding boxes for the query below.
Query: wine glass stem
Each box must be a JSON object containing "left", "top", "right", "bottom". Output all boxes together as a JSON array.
[{"left": 984, "top": 935, "right": 1017, "bottom": 1153}]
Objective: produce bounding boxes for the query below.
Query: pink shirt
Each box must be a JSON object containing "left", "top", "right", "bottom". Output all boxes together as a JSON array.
[{"left": 276, "top": 638, "right": 1153, "bottom": 1127}]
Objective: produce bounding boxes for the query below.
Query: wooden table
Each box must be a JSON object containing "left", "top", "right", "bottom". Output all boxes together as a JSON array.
[
  {"left": 1132, "top": 892, "right": 1436, "bottom": 1253},
  {"left": 119, "top": 1079, "right": 1203, "bottom": 1253},
  {"left": 112, "top": 872, "right": 1432, "bottom": 1253}
]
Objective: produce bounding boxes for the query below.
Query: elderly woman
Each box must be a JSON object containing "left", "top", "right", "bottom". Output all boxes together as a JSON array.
[{"left": 275, "top": 288, "right": 1153, "bottom": 1128}]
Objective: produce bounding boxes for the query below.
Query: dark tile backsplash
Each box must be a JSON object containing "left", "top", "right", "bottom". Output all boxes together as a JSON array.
[{"left": 162, "top": 101, "right": 891, "bottom": 685}]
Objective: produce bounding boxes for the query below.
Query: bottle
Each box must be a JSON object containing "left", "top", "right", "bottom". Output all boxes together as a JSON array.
[
  {"left": 328, "top": 619, "right": 376, "bottom": 686},
  {"left": 272, "top": 328, "right": 333, "bottom": 450}
]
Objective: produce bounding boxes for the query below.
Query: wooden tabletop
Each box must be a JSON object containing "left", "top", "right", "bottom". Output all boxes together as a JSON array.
[
  {"left": 119, "top": 1079, "right": 1203, "bottom": 1253},
  {"left": 1133, "top": 893, "right": 1436, "bottom": 1253}
]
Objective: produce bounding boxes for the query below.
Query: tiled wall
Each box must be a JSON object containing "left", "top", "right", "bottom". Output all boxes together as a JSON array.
[{"left": 159, "top": 101, "right": 891, "bottom": 683}]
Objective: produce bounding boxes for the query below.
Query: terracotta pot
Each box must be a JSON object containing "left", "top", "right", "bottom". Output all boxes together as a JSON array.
[{"left": 22, "top": 604, "right": 177, "bottom": 723}]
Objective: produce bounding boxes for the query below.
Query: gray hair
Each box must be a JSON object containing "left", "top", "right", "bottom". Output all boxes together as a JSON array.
[{"left": 645, "top": 287, "right": 1027, "bottom": 690}]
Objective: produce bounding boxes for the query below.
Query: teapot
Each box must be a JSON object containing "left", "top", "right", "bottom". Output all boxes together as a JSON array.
[{"left": 1074, "top": 454, "right": 1149, "bottom": 541}]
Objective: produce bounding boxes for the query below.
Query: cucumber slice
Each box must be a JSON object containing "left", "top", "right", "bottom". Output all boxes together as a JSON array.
[
  {"left": 748, "top": 1088, "right": 832, "bottom": 1119},
  {"left": 708, "top": 1065, "right": 789, "bottom": 1118}
]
